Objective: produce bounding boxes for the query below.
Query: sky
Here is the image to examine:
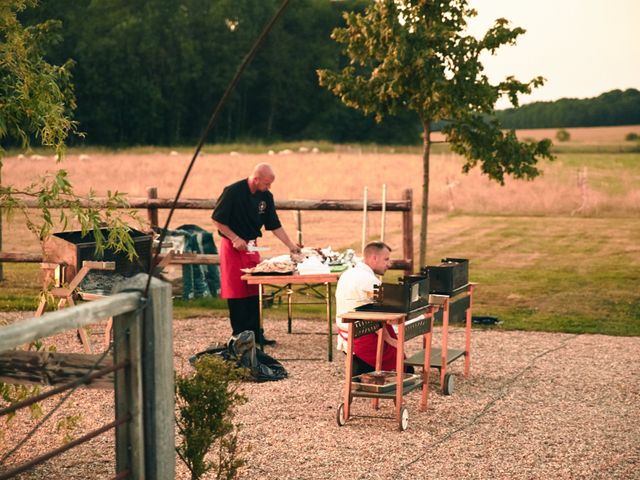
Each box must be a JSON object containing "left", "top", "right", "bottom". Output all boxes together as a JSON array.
[{"left": 465, "top": 0, "right": 640, "bottom": 109}]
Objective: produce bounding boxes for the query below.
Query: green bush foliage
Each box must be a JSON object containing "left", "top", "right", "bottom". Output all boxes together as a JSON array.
[
  {"left": 175, "top": 355, "right": 247, "bottom": 480},
  {"left": 556, "top": 129, "right": 571, "bottom": 142},
  {"left": 625, "top": 132, "right": 639, "bottom": 141}
]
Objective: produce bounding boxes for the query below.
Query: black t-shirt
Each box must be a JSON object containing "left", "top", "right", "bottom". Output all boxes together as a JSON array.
[{"left": 211, "top": 179, "right": 281, "bottom": 240}]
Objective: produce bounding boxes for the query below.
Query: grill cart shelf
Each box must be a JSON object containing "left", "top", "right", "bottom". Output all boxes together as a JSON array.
[
  {"left": 405, "top": 284, "right": 477, "bottom": 395},
  {"left": 337, "top": 306, "right": 438, "bottom": 431}
]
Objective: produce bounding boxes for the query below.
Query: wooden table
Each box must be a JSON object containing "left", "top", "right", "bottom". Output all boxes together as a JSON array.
[
  {"left": 337, "top": 305, "right": 438, "bottom": 430},
  {"left": 241, "top": 273, "right": 340, "bottom": 361}
]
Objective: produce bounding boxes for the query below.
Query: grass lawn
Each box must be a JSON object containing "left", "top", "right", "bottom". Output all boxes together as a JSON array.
[
  {"left": 425, "top": 214, "right": 640, "bottom": 336},
  {"left": 3, "top": 214, "right": 638, "bottom": 336}
]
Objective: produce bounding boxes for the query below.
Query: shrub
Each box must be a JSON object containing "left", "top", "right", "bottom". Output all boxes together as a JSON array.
[
  {"left": 175, "top": 355, "right": 247, "bottom": 480},
  {"left": 625, "top": 132, "right": 639, "bottom": 141},
  {"left": 555, "top": 129, "right": 571, "bottom": 142}
]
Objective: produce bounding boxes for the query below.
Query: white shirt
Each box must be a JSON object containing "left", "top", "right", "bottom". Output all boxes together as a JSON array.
[{"left": 335, "top": 262, "right": 380, "bottom": 352}]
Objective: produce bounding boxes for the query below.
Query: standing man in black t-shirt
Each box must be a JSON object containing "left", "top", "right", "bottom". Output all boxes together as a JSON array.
[{"left": 212, "top": 163, "right": 301, "bottom": 345}]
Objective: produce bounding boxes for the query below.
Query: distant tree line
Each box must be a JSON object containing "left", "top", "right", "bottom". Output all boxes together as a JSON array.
[
  {"left": 18, "top": 0, "right": 420, "bottom": 146},
  {"left": 495, "top": 89, "right": 640, "bottom": 129},
  {"left": 16, "top": 2, "right": 640, "bottom": 147}
]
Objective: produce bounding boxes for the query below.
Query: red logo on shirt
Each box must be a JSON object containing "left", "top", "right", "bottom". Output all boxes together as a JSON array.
[{"left": 258, "top": 201, "right": 267, "bottom": 214}]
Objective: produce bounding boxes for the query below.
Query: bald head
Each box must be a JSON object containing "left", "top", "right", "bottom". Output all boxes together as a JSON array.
[{"left": 249, "top": 163, "right": 275, "bottom": 193}]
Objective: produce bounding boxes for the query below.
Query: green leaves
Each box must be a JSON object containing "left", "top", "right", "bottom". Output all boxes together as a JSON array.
[
  {"left": 319, "top": 0, "right": 554, "bottom": 261},
  {"left": 318, "top": 0, "right": 551, "bottom": 134},
  {"left": 444, "top": 115, "right": 554, "bottom": 185},
  {"left": 1, "top": 1, "right": 140, "bottom": 261},
  {"left": 175, "top": 355, "right": 246, "bottom": 480},
  {"left": 1, "top": 164, "right": 142, "bottom": 259},
  {"left": 0, "top": 2, "right": 78, "bottom": 158}
]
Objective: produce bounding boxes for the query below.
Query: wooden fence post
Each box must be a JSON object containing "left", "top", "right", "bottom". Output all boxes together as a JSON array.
[
  {"left": 113, "top": 288, "right": 145, "bottom": 479},
  {"left": 146, "top": 187, "right": 159, "bottom": 229},
  {"left": 295, "top": 210, "right": 302, "bottom": 246},
  {"left": 402, "top": 188, "right": 414, "bottom": 275},
  {"left": 113, "top": 273, "right": 175, "bottom": 480}
]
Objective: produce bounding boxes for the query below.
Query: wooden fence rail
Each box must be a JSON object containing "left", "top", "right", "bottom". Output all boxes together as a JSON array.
[
  {"left": 14, "top": 195, "right": 411, "bottom": 212},
  {"left": 1, "top": 188, "right": 414, "bottom": 273}
]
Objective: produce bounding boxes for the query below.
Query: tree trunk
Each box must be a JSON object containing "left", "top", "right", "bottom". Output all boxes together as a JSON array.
[
  {"left": 419, "top": 121, "right": 431, "bottom": 268},
  {"left": 0, "top": 160, "right": 4, "bottom": 281}
]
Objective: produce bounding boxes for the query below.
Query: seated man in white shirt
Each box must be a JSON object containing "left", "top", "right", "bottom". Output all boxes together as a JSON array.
[{"left": 336, "top": 241, "right": 409, "bottom": 376}]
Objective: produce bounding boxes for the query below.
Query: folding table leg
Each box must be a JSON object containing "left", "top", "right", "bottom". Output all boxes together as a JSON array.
[
  {"left": 326, "top": 282, "right": 333, "bottom": 362},
  {"left": 287, "top": 284, "right": 293, "bottom": 333},
  {"left": 258, "top": 284, "right": 264, "bottom": 352}
]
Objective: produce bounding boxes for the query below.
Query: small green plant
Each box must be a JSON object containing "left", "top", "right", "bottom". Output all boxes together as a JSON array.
[
  {"left": 56, "top": 414, "right": 81, "bottom": 443},
  {"left": 625, "top": 132, "right": 639, "bottom": 141},
  {"left": 555, "top": 129, "right": 571, "bottom": 142},
  {"left": 175, "top": 355, "right": 247, "bottom": 480}
]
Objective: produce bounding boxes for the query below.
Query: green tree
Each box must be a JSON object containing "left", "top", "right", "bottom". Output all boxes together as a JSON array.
[
  {"left": 555, "top": 128, "right": 570, "bottom": 142},
  {"left": 0, "top": 0, "right": 139, "bottom": 269},
  {"left": 175, "top": 355, "right": 246, "bottom": 480},
  {"left": 318, "top": 0, "right": 553, "bottom": 265}
]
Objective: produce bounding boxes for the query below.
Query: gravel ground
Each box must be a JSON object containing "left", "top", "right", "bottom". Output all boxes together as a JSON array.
[{"left": 1, "top": 312, "right": 639, "bottom": 480}]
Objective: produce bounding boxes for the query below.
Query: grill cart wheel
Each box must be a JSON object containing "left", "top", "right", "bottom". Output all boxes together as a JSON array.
[
  {"left": 336, "top": 403, "right": 346, "bottom": 426},
  {"left": 443, "top": 373, "right": 455, "bottom": 395},
  {"left": 399, "top": 406, "right": 409, "bottom": 431}
]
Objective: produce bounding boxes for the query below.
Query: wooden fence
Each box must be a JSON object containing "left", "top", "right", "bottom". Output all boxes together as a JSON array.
[
  {"left": 0, "top": 274, "right": 174, "bottom": 479},
  {"left": 0, "top": 187, "right": 414, "bottom": 273}
]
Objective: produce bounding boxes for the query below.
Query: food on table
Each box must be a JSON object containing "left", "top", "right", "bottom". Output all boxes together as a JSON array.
[{"left": 241, "top": 260, "right": 296, "bottom": 274}]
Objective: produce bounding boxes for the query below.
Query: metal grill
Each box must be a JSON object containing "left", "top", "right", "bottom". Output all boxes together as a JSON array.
[
  {"left": 404, "top": 315, "right": 431, "bottom": 341},
  {"left": 353, "top": 320, "right": 383, "bottom": 338},
  {"left": 43, "top": 228, "right": 152, "bottom": 291}
]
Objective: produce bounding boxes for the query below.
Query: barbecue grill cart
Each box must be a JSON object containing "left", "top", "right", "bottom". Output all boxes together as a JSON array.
[
  {"left": 413, "top": 259, "right": 476, "bottom": 395},
  {"left": 337, "top": 304, "right": 438, "bottom": 431},
  {"left": 405, "top": 284, "right": 476, "bottom": 395}
]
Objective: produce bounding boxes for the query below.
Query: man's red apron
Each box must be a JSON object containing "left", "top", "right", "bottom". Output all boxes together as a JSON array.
[
  {"left": 354, "top": 324, "right": 399, "bottom": 371},
  {"left": 219, "top": 237, "right": 260, "bottom": 298}
]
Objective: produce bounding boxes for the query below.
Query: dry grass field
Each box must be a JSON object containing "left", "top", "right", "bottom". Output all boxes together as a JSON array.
[
  {"left": 3, "top": 124, "right": 640, "bottom": 256},
  {"left": 1, "top": 125, "right": 639, "bottom": 479}
]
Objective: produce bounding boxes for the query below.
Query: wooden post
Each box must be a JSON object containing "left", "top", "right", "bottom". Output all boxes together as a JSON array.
[
  {"left": 402, "top": 189, "right": 414, "bottom": 275},
  {"left": 380, "top": 184, "right": 387, "bottom": 242},
  {"left": 113, "top": 288, "right": 145, "bottom": 480},
  {"left": 295, "top": 210, "right": 302, "bottom": 246},
  {"left": 361, "top": 187, "right": 368, "bottom": 255},
  {"left": 146, "top": 187, "right": 159, "bottom": 229},
  {"left": 114, "top": 273, "right": 174, "bottom": 480}
]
